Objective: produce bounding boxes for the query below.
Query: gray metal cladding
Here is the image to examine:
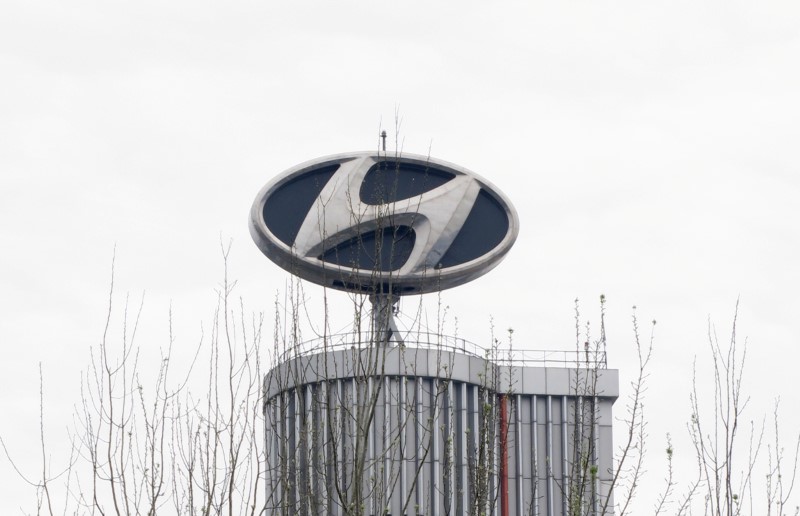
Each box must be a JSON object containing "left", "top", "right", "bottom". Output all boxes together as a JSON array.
[{"left": 263, "top": 348, "right": 618, "bottom": 516}]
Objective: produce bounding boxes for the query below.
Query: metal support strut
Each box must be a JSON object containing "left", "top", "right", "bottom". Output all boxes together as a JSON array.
[{"left": 369, "top": 294, "right": 403, "bottom": 346}]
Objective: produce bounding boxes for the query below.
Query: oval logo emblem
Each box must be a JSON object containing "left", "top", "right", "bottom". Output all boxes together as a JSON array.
[{"left": 249, "top": 152, "right": 519, "bottom": 295}]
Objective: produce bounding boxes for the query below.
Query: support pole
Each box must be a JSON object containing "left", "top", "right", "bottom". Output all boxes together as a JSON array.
[{"left": 369, "top": 294, "right": 403, "bottom": 346}]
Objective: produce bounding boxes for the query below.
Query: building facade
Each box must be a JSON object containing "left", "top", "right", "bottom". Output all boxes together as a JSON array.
[{"left": 263, "top": 334, "right": 618, "bottom": 516}]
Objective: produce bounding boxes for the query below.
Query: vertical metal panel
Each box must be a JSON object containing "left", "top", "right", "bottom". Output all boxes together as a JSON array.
[
  {"left": 283, "top": 391, "right": 289, "bottom": 513},
  {"left": 276, "top": 394, "right": 284, "bottom": 511},
  {"left": 593, "top": 397, "right": 600, "bottom": 515},
  {"left": 515, "top": 394, "right": 523, "bottom": 516},
  {"left": 335, "top": 379, "right": 344, "bottom": 516},
  {"left": 396, "top": 375, "right": 404, "bottom": 514},
  {"left": 431, "top": 378, "right": 440, "bottom": 516},
  {"left": 399, "top": 376, "right": 407, "bottom": 512},
  {"left": 367, "top": 376, "right": 376, "bottom": 516},
  {"left": 546, "top": 395, "right": 554, "bottom": 516},
  {"left": 415, "top": 376, "right": 424, "bottom": 513},
  {"left": 311, "top": 383, "right": 322, "bottom": 516},
  {"left": 531, "top": 395, "right": 539, "bottom": 516},
  {"left": 561, "top": 395, "right": 568, "bottom": 516},
  {"left": 580, "top": 395, "right": 586, "bottom": 514},
  {"left": 470, "top": 383, "right": 479, "bottom": 510},
  {"left": 500, "top": 394, "right": 510, "bottom": 516},
  {"left": 296, "top": 387, "right": 303, "bottom": 514},
  {"left": 490, "top": 389, "right": 498, "bottom": 516},
  {"left": 303, "top": 385, "right": 313, "bottom": 514},
  {"left": 266, "top": 398, "right": 279, "bottom": 512},
  {"left": 446, "top": 379, "right": 455, "bottom": 515},
  {"left": 264, "top": 400, "right": 271, "bottom": 512},
  {"left": 319, "top": 381, "right": 329, "bottom": 516},
  {"left": 350, "top": 377, "right": 358, "bottom": 504},
  {"left": 287, "top": 390, "right": 295, "bottom": 511},
  {"left": 382, "top": 375, "right": 391, "bottom": 514},
  {"left": 457, "top": 381, "right": 468, "bottom": 515}
]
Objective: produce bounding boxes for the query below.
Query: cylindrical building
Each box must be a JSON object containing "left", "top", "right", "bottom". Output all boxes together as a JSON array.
[{"left": 263, "top": 333, "right": 618, "bottom": 516}]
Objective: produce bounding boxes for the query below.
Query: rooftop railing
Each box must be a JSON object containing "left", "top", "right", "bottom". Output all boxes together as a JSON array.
[{"left": 277, "top": 331, "right": 607, "bottom": 369}]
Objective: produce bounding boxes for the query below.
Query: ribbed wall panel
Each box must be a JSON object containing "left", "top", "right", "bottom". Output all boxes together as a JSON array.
[{"left": 264, "top": 349, "right": 618, "bottom": 515}]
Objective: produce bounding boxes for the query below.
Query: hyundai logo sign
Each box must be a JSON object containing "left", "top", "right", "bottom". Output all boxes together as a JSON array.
[{"left": 249, "top": 152, "right": 519, "bottom": 295}]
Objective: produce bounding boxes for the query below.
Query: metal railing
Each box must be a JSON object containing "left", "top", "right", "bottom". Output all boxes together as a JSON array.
[{"left": 276, "top": 331, "right": 607, "bottom": 369}]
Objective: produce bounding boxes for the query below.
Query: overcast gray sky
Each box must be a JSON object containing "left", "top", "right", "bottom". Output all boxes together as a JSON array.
[{"left": 2, "top": 0, "right": 800, "bottom": 513}]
